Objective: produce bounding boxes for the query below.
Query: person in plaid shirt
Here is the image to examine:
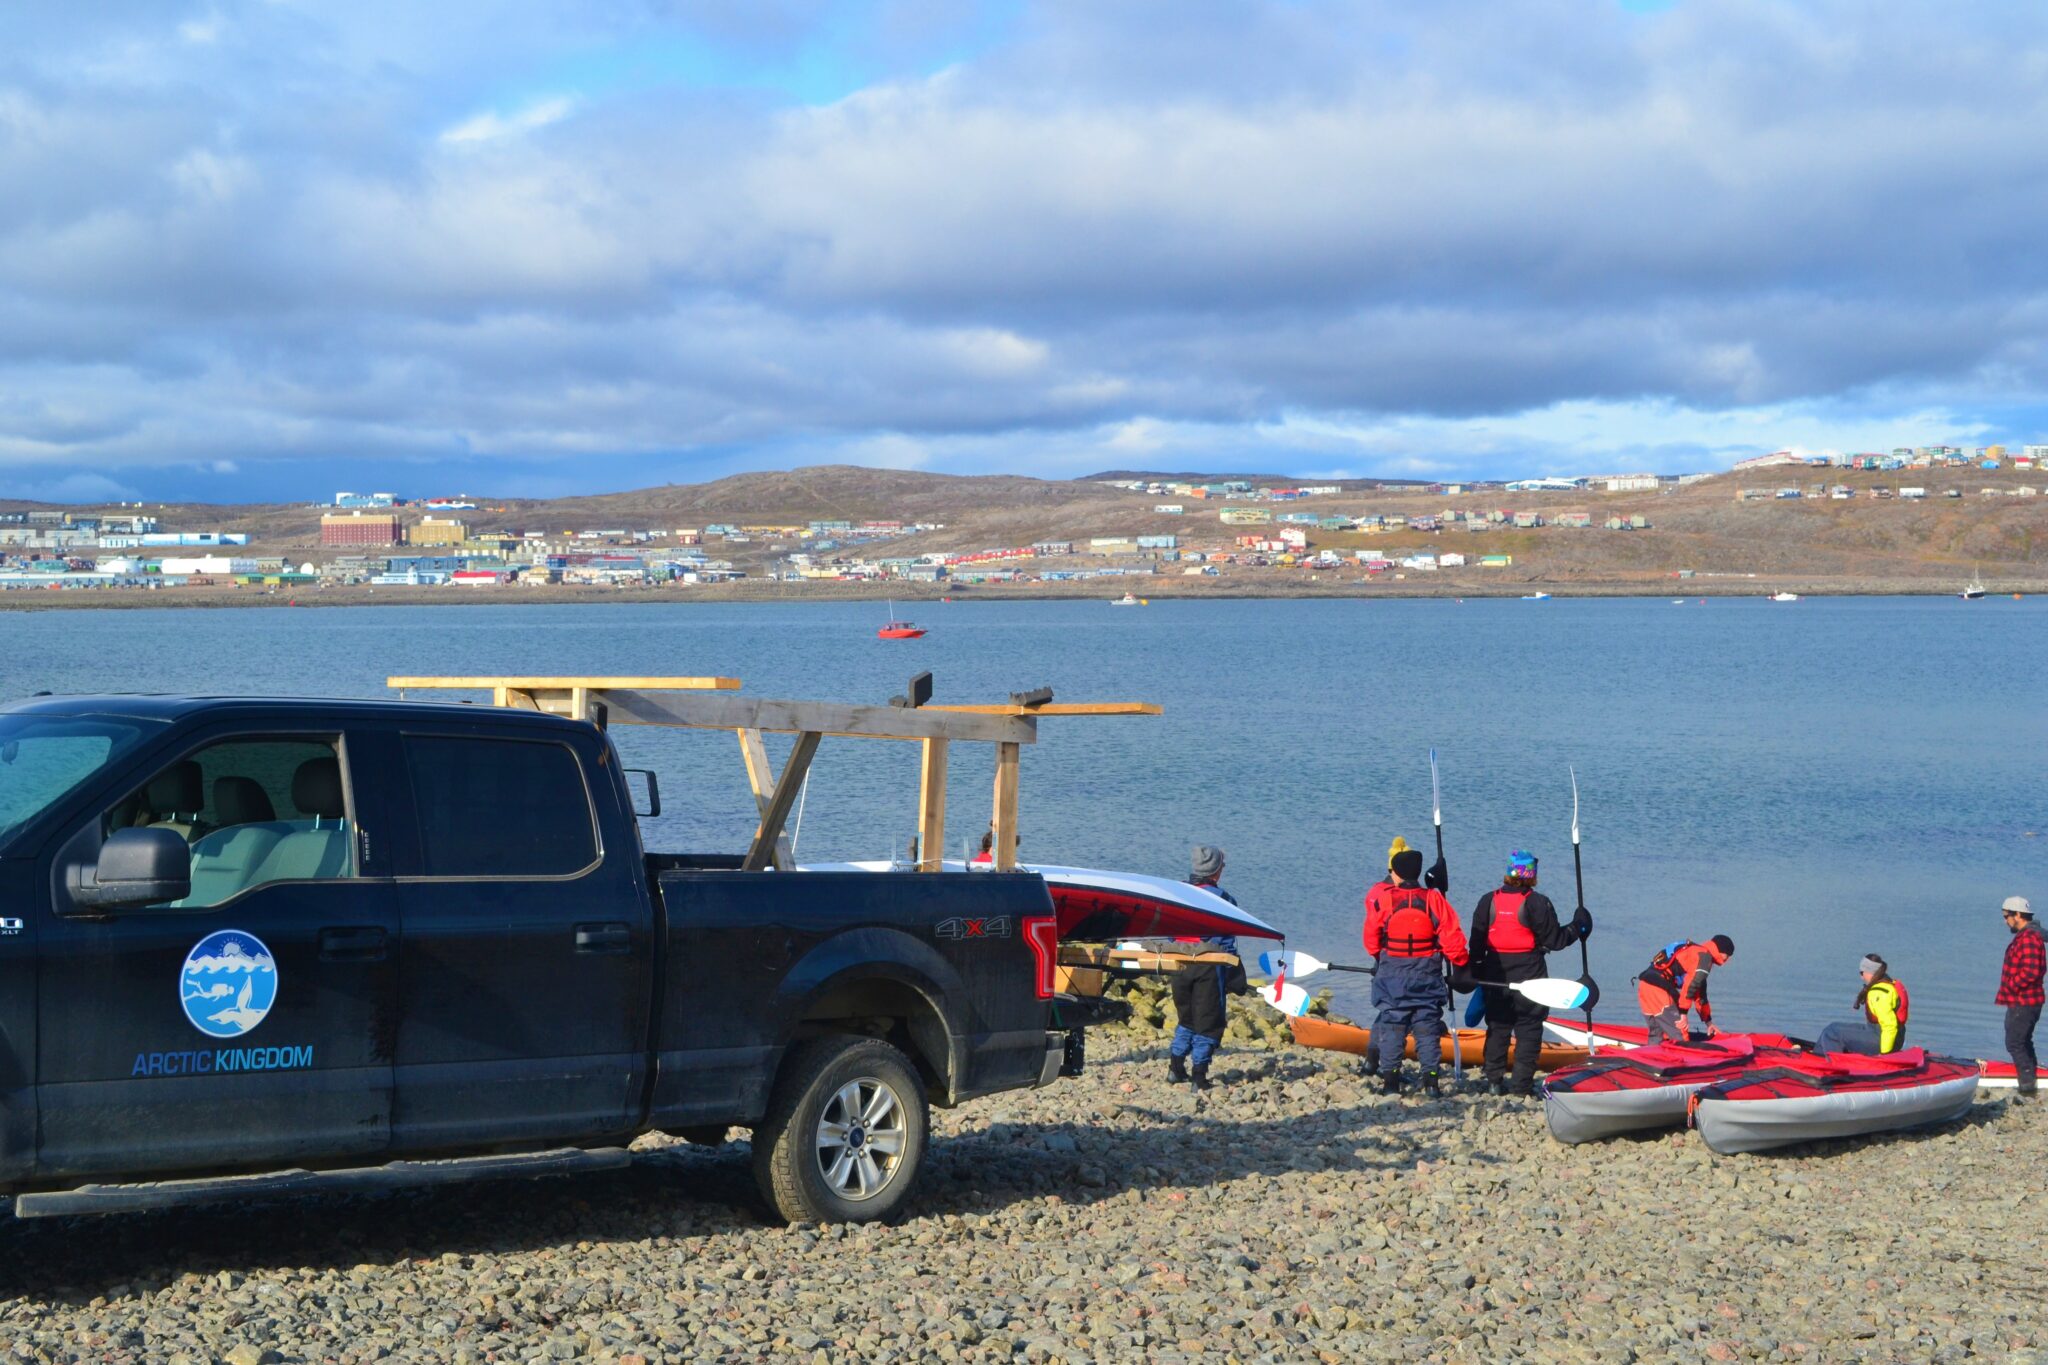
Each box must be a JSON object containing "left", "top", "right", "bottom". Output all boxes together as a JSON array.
[{"left": 1998, "top": 896, "right": 2044, "bottom": 1098}]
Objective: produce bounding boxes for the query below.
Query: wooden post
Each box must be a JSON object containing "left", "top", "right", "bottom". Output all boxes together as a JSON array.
[
  {"left": 916, "top": 739, "right": 949, "bottom": 872},
  {"left": 736, "top": 729, "right": 796, "bottom": 871},
  {"left": 743, "top": 731, "right": 822, "bottom": 872},
  {"left": 991, "top": 741, "right": 1021, "bottom": 871}
]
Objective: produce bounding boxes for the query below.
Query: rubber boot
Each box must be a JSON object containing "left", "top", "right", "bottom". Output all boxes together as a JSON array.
[
  {"left": 1378, "top": 1071, "right": 1405, "bottom": 1096},
  {"left": 1168, "top": 1055, "right": 1188, "bottom": 1084},
  {"left": 1486, "top": 1077, "right": 1508, "bottom": 1097},
  {"left": 1509, "top": 1077, "right": 1538, "bottom": 1098},
  {"left": 1421, "top": 1071, "right": 1442, "bottom": 1098},
  {"left": 1190, "top": 1062, "right": 1214, "bottom": 1092}
]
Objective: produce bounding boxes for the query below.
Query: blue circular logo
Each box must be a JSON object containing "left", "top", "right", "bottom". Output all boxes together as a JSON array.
[{"left": 179, "top": 930, "right": 278, "bottom": 1038}]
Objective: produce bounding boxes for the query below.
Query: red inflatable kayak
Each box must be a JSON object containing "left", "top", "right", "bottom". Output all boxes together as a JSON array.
[
  {"left": 1543, "top": 1036, "right": 1801, "bottom": 1143},
  {"left": 1541, "top": 1018, "right": 2022, "bottom": 1089},
  {"left": 1691, "top": 1049, "right": 1983, "bottom": 1153}
]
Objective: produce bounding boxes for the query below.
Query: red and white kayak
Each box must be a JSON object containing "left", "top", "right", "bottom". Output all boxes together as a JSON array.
[
  {"left": 1543, "top": 1036, "right": 1795, "bottom": 1144},
  {"left": 1541, "top": 1018, "right": 2022, "bottom": 1088},
  {"left": 1690, "top": 1049, "right": 1983, "bottom": 1154},
  {"left": 802, "top": 861, "right": 1282, "bottom": 942}
]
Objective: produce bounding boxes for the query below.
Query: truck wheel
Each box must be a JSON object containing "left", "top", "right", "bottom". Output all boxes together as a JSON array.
[{"left": 752, "top": 1036, "right": 929, "bottom": 1224}]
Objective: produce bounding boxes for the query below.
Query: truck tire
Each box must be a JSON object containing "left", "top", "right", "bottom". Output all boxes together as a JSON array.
[{"left": 752, "top": 1035, "right": 929, "bottom": 1224}]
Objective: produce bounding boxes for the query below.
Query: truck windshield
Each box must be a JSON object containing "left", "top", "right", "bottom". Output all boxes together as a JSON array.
[{"left": 0, "top": 714, "right": 165, "bottom": 854}]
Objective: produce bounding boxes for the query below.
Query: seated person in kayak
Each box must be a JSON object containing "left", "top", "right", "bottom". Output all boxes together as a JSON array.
[
  {"left": 1636, "top": 935, "right": 1733, "bottom": 1043},
  {"left": 1465, "top": 850, "right": 1592, "bottom": 1097},
  {"left": 1362, "top": 848, "right": 1469, "bottom": 1096},
  {"left": 1167, "top": 844, "right": 1250, "bottom": 1091},
  {"left": 1816, "top": 954, "right": 1908, "bottom": 1055}
]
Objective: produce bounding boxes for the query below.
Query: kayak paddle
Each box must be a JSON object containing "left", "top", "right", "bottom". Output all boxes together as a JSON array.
[
  {"left": 1471, "top": 975, "right": 1594, "bottom": 1011},
  {"left": 1570, "top": 766, "right": 1599, "bottom": 1054},
  {"left": 1431, "top": 747, "right": 1460, "bottom": 1086},
  {"left": 1258, "top": 949, "right": 1373, "bottom": 979},
  {"left": 1254, "top": 979, "right": 1315, "bottom": 1016}
]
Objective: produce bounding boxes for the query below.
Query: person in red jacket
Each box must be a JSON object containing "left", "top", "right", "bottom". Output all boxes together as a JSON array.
[
  {"left": 1362, "top": 848, "right": 1469, "bottom": 1096},
  {"left": 1998, "top": 896, "right": 2044, "bottom": 1099},
  {"left": 1637, "top": 935, "right": 1734, "bottom": 1043},
  {"left": 1466, "top": 851, "right": 1590, "bottom": 1096}
]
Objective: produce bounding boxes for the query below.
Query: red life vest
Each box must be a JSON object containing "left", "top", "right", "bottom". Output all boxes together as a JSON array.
[
  {"left": 1487, "top": 891, "right": 1536, "bottom": 954},
  {"left": 1862, "top": 978, "right": 1910, "bottom": 1032},
  {"left": 1383, "top": 887, "right": 1441, "bottom": 957}
]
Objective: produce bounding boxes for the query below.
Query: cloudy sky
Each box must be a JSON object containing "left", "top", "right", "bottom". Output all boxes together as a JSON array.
[{"left": 4, "top": 1, "right": 2046, "bottom": 502}]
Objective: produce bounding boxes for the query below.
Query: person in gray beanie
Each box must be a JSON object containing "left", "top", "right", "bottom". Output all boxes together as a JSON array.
[
  {"left": 1168, "top": 845, "right": 1249, "bottom": 1090},
  {"left": 1815, "top": 953, "right": 1908, "bottom": 1055}
]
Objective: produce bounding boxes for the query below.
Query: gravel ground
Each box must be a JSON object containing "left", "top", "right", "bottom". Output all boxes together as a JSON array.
[{"left": 1, "top": 1013, "right": 2041, "bottom": 1364}]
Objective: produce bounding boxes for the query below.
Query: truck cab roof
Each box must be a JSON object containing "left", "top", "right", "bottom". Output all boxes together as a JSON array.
[{"left": 1, "top": 693, "right": 592, "bottom": 733}]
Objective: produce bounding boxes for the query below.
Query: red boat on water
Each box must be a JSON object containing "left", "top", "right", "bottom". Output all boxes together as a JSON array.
[{"left": 877, "top": 621, "right": 926, "bottom": 639}]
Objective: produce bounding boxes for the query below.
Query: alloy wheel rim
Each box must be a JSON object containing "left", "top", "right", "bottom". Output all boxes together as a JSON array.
[{"left": 815, "top": 1075, "right": 908, "bottom": 1201}]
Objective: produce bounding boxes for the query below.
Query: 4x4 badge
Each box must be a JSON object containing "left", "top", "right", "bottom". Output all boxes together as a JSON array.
[{"left": 936, "top": 916, "right": 1012, "bottom": 940}]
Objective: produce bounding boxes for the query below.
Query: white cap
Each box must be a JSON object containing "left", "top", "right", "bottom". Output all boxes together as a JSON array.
[{"left": 2002, "top": 896, "right": 2034, "bottom": 917}]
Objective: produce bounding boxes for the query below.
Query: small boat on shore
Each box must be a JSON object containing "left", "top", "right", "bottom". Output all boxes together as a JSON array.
[
  {"left": 1690, "top": 1049, "right": 1981, "bottom": 1154},
  {"left": 1110, "top": 592, "right": 1145, "bottom": 606},
  {"left": 1521, "top": 592, "right": 1551, "bottom": 600},
  {"left": 1288, "top": 1015, "right": 1589, "bottom": 1071},
  {"left": 1770, "top": 591, "right": 1800, "bottom": 602},
  {"left": 1543, "top": 1035, "right": 1795, "bottom": 1143},
  {"left": 1961, "top": 569, "right": 1987, "bottom": 600}
]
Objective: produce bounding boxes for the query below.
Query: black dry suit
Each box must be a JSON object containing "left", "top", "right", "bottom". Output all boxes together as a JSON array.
[{"left": 1467, "top": 886, "right": 1580, "bottom": 1088}]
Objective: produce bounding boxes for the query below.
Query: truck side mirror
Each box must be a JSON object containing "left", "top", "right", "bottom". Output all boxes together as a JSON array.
[
  {"left": 624, "top": 769, "right": 661, "bottom": 818},
  {"left": 73, "top": 827, "right": 192, "bottom": 909}
]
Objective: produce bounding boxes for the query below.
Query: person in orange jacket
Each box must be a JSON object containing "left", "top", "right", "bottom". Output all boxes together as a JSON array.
[
  {"left": 1362, "top": 847, "right": 1470, "bottom": 1096},
  {"left": 1636, "top": 935, "right": 1734, "bottom": 1043}
]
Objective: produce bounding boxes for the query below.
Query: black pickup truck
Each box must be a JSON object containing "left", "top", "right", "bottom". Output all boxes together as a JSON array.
[{"left": 0, "top": 694, "right": 1090, "bottom": 1224}]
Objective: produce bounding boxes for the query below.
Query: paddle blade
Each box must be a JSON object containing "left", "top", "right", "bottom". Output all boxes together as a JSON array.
[
  {"left": 1258, "top": 949, "right": 1328, "bottom": 980},
  {"left": 1515, "top": 977, "right": 1592, "bottom": 1011},
  {"left": 1257, "top": 981, "right": 1315, "bottom": 1016}
]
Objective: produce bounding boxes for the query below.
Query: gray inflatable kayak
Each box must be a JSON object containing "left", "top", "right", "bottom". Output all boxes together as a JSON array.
[
  {"left": 1691, "top": 1052, "right": 1981, "bottom": 1155},
  {"left": 1543, "top": 1036, "right": 1778, "bottom": 1144}
]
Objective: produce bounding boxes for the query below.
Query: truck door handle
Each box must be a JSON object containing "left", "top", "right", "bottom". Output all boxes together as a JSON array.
[
  {"left": 319, "top": 926, "right": 389, "bottom": 962},
  {"left": 575, "top": 922, "right": 633, "bottom": 954}
]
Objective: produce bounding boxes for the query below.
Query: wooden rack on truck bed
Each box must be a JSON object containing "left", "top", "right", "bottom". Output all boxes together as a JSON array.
[{"left": 387, "top": 675, "right": 1159, "bottom": 875}]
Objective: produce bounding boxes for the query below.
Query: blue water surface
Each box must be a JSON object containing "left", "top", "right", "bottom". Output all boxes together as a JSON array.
[{"left": 3, "top": 595, "right": 2042, "bottom": 1058}]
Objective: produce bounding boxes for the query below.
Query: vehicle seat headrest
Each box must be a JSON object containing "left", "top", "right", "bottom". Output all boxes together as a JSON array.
[
  {"left": 213, "top": 775, "right": 276, "bottom": 825},
  {"left": 146, "top": 760, "right": 205, "bottom": 814},
  {"left": 291, "top": 757, "right": 345, "bottom": 820}
]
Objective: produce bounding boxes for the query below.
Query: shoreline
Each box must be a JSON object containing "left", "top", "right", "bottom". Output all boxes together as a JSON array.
[{"left": 0, "top": 575, "right": 2039, "bottom": 611}]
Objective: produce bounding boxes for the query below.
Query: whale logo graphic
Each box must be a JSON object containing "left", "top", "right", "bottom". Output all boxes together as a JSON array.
[{"left": 179, "top": 930, "right": 278, "bottom": 1038}]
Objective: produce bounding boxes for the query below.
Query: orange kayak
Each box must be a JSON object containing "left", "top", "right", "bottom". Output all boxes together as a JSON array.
[{"left": 1288, "top": 1014, "right": 1590, "bottom": 1071}]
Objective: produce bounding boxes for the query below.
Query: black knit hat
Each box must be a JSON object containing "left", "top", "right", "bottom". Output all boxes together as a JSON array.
[{"left": 1391, "top": 848, "right": 1425, "bottom": 882}]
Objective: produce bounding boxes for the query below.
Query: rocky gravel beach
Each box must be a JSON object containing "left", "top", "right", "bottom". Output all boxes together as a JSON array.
[{"left": 2, "top": 992, "right": 2041, "bottom": 1364}]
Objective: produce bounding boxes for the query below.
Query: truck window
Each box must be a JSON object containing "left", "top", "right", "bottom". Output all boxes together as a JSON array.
[
  {"left": 0, "top": 714, "right": 164, "bottom": 853},
  {"left": 104, "top": 737, "right": 358, "bottom": 908},
  {"left": 403, "top": 736, "right": 599, "bottom": 878}
]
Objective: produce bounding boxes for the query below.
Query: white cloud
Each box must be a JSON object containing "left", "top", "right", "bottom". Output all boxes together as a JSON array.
[{"left": 439, "top": 96, "right": 577, "bottom": 147}]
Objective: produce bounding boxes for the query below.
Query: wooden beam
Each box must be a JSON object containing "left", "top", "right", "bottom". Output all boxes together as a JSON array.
[
  {"left": 916, "top": 739, "right": 949, "bottom": 872},
  {"left": 736, "top": 729, "right": 796, "bottom": 871},
  {"left": 991, "top": 741, "right": 1021, "bottom": 871},
  {"left": 743, "top": 731, "right": 822, "bottom": 872},
  {"left": 389, "top": 675, "right": 741, "bottom": 691},
  {"left": 599, "top": 690, "right": 1037, "bottom": 745},
  {"left": 924, "top": 702, "right": 1161, "bottom": 717}
]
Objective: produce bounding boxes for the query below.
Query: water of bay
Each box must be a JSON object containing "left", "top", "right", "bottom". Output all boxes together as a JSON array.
[{"left": 4, "top": 595, "right": 2041, "bottom": 1058}]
